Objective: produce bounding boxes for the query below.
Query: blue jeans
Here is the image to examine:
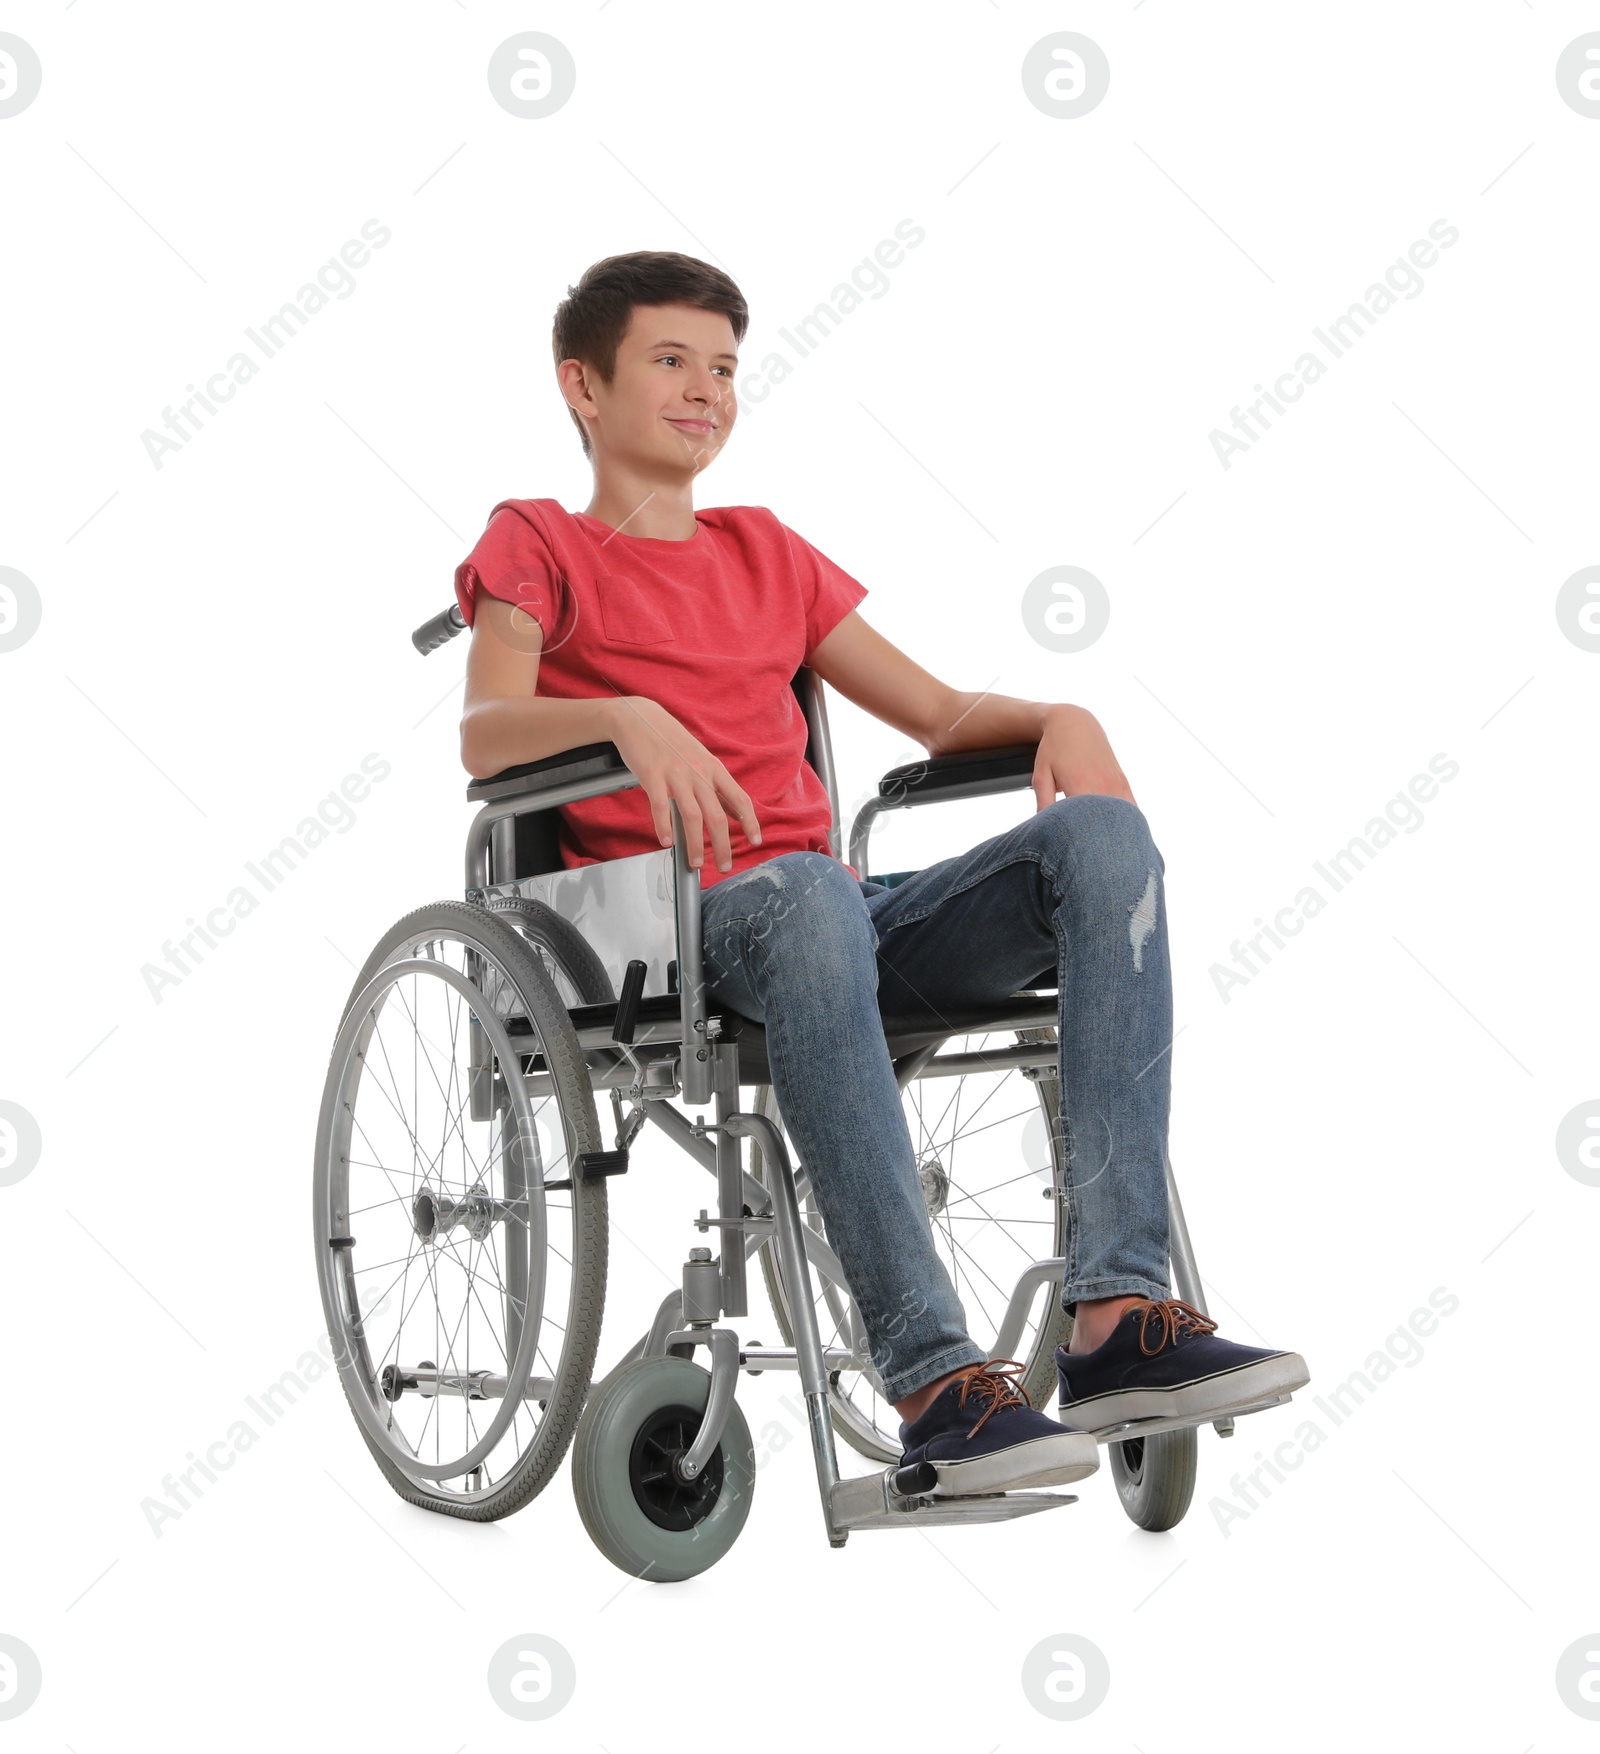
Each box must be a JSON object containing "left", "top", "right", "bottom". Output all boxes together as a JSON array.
[{"left": 699, "top": 794, "right": 1173, "bottom": 1402}]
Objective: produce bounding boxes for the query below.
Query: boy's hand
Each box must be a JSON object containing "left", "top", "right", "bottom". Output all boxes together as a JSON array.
[
  {"left": 608, "top": 697, "right": 764, "bottom": 873},
  {"left": 1031, "top": 704, "right": 1136, "bottom": 809}
]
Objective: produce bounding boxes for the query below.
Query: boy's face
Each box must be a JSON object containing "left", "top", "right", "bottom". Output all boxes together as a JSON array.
[{"left": 567, "top": 301, "right": 738, "bottom": 474}]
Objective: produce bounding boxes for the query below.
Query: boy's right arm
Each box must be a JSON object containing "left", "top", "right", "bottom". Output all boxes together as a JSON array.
[
  {"left": 459, "top": 597, "right": 763, "bottom": 873},
  {"left": 460, "top": 597, "right": 620, "bottom": 777}
]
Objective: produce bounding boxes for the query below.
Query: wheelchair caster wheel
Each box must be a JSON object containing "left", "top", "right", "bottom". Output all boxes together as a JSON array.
[
  {"left": 1108, "top": 1427, "right": 1198, "bottom": 1532},
  {"left": 571, "top": 1356, "right": 754, "bottom": 1582}
]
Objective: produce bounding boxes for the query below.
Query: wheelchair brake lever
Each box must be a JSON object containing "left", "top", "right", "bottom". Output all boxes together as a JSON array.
[
  {"left": 611, "top": 959, "right": 648, "bottom": 1045},
  {"left": 606, "top": 960, "right": 655, "bottom": 1143},
  {"left": 610, "top": 1085, "right": 649, "bottom": 1152}
]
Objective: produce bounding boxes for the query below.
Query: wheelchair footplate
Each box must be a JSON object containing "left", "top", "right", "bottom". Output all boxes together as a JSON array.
[{"left": 829, "top": 1465, "right": 1078, "bottom": 1534}]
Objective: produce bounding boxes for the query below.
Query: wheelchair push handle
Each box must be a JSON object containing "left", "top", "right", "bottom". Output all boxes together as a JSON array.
[{"left": 412, "top": 603, "right": 466, "bottom": 656}]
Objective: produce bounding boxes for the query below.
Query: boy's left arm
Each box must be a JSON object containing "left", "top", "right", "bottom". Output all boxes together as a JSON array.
[{"left": 807, "top": 610, "right": 1136, "bottom": 810}]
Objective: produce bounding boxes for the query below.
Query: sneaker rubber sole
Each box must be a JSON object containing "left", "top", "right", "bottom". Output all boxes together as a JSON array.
[
  {"left": 1058, "top": 1351, "right": 1310, "bottom": 1437},
  {"left": 926, "top": 1427, "right": 1100, "bottom": 1497}
]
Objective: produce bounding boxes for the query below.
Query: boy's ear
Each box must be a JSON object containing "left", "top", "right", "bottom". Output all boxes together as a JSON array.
[
  {"left": 556, "top": 356, "right": 591, "bottom": 416},
  {"left": 557, "top": 357, "right": 601, "bottom": 455}
]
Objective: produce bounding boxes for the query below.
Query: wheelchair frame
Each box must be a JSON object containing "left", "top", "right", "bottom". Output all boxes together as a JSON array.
[{"left": 445, "top": 658, "right": 1243, "bottom": 1545}]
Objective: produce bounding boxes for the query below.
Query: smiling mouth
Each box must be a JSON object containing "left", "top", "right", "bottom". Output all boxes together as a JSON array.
[{"left": 665, "top": 418, "right": 717, "bottom": 433}]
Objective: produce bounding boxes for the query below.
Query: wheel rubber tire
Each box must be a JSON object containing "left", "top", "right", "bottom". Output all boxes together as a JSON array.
[
  {"left": 571, "top": 1355, "right": 755, "bottom": 1582},
  {"left": 317, "top": 899, "right": 608, "bottom": 1522},
  {"left": 484, "top": 895, "right": 616, "bottom": 1005},
  {"left": 1023, "top": 1301, "right": 1072, "bottom": 1414},
  {"left": 1107, "top": 1426, "right": 1199, "bottom": 1531}
]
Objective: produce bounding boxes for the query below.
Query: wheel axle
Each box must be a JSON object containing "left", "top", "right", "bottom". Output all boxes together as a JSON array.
[{"left": 378, "top": 1360, "right": 556, "bottom": 1404}]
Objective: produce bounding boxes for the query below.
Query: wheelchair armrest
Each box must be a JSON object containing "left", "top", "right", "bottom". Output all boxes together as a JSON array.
[
  {"left": 876, "top": 742, "right": 1038, "bottom": 808},
  {"left": 847, "top": 743, "right": 1039, "bottom": 880},
  {"left": 465, "top": 740, "right": 634, "bottom": 806}
]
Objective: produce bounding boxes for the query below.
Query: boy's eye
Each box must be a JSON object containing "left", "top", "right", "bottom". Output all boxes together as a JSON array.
[{"left": 658, "top": 354, "right": 735, "bottom": 376}]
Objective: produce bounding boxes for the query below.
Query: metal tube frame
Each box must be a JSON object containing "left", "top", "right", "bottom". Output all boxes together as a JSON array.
[
  {"left": 458, "top": 701, "right": 1229, "bottom": 1528},
  {"left": 1164, "top": 1151, "right": 1206, "bottom": 1314},
  {"left": 721, "top": 1110, "right": 845, "bottom": 1545}
]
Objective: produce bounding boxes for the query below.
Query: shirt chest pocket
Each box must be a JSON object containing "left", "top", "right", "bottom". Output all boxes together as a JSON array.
[{"left": 595, "top": 574, "right": 676, "bottom": 645}]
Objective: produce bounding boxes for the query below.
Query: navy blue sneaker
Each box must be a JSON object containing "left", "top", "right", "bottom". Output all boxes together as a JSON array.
[
  {"left": 1056, "top": 1299, "right": 1309, "bottom": 1436},
  {"left": 898, "top": 1359, "right": 1100, "bottom": 1495}
]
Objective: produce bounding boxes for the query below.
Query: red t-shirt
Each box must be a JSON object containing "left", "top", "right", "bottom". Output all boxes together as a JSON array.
[{"left": 454, "top": 498, "right": 869, "bottom": 888}]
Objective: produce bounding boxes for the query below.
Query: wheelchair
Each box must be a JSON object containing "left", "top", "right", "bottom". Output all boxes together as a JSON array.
[{"left": 312, "top": 602, "right": 1279, "bottom": 1580}]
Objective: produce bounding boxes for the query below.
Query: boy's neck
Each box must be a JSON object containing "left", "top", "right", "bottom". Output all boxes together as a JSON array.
[{"left": 582, "top": 467, "right": 700, "bottom": 542}]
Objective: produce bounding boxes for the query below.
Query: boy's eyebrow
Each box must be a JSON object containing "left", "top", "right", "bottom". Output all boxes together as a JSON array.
[{"left": 649, "top": 337, "right": 739, "bottom": 361}]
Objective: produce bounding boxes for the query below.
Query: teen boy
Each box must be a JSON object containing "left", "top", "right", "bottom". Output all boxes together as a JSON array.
[{"left": 455, "top": 251, "right": 1308, "bottom": 1496}]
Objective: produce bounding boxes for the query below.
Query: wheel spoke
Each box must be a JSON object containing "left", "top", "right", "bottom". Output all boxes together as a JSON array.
[{"left": 319, "top": 921, "right": 602, "bottom": 1499}]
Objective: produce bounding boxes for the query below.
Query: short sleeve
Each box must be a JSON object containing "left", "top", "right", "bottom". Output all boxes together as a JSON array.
[
  {"left": 784, "top": 523, "right": 869, "bottom": 661},
  {"left": 453, "top": 504, "right": 569, "bottom": 643}
]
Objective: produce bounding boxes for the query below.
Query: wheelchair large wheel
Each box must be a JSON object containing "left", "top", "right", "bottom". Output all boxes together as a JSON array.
[
  {"left": 752, "top": 1023, "right": 1070, "bottom": 1462},
  {"left": 571, "top": 1355, "right": 755, "bottom": 1582},
  {"left": 313, "top": 900, "right": 608, "bottom": 1521}
]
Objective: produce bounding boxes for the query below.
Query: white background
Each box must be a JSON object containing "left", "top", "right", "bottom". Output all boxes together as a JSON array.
[{"left": 3, "top": 1, "right": 1597, "bottom": 1747}]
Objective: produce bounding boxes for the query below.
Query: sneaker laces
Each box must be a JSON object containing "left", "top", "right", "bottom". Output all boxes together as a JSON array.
[
  {"left": 952, "top": 1358, "right": 1031, "bottom": 1438},
  {"left": 1133, "top": 1298, "right": 1218, "bottom": 1356}
]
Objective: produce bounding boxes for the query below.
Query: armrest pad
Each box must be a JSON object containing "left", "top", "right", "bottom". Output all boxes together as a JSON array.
[
  {"left": 465, "top": 740, "right": 631, "bottom": 804},
  {"left": 876, "top": 743, "right": 1037, "bottom": 807}
]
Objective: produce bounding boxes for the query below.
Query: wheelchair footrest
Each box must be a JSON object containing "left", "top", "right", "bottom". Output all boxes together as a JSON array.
[
  {"left": 830, "top": 1468, "right": 1077, "bottom": 1533},
  {"left": 541, "top": 1148, "right": 629, "bottom": 1192}
]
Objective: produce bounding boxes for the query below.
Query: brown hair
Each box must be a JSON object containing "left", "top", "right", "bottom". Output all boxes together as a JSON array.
[{"left": 551, "top": 251, "right": 749, "bottom": 457}]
